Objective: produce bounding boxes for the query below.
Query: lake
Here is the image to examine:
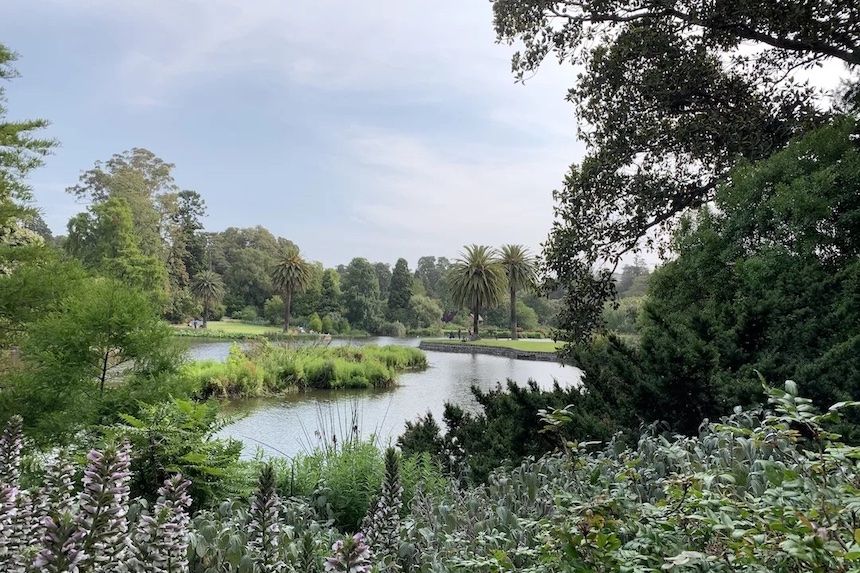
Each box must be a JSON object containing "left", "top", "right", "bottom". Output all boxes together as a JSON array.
[{"left": 185, "top": 338, "right": 581, "bottom": 459}]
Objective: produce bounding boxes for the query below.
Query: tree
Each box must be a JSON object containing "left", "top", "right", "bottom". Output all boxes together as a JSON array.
[
  {"left": 499, "top": 245, "right": 538, "bottom": 339},
  {"left": 319, "top": 268, "right": 343, "bottom": 314},
  {"left": 491, "top": 0, "right": 853, "bottom": 341},
  {"left": 563, "top": 119, "right": 860, "bottom": 438},
  {"left": 0, "top": 44, "right": 55, "bottom": 268},
  {"left": 191, "top": 270, "right": 224, "bottom": 328},
  {"left": 271, "top": 245, "right": 312, "bottom": 332},
  {"left": 23, "top": 277, "right": 172, "bottom": 396},
  {"left": 341, "top": 258, "right": 383, "bottom": 333},
  {"left": 408, "top": 295, "right": 442, "bottom": 329},
  {"left": 448, "top": 245, "right": 505, "bottom": 338},
  {"left": 374, "top": 262, "right": 392, "bottom": 299},
  {"left": 387, "top": 258, "right": 412, "bottom": 323},
  {"left": 66, "top": 196, "right": 167, "bottom": 299},
  {"left": 209, "top": 227, "right": 295, "bottom": 314},
  {"left": 308, "top": 312, "right": 323, "bottom": 333}
]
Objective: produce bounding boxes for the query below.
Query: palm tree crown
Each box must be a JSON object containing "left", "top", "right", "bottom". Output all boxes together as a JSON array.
[
  {"left": 499, "top": 244, "right": 538, "bottom": 339},
  {"left": 448, "top": 244, "right": 505, "bottom": 338},
  {"left": 271, "top": 245, "right": 312, "bottom": 331},
  {"left": 191, "top": 270, "right": 224, "bottom": 327}
]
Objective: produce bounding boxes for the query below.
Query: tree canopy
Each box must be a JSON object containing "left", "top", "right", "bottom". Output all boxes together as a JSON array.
[{"left": 491, "top": 0, "right": 857, "bottom": 340}]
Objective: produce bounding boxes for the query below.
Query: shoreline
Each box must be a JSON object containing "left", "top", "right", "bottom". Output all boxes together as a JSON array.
[{"left": 419, "top": 341, "right": 563, "bottom": 363}]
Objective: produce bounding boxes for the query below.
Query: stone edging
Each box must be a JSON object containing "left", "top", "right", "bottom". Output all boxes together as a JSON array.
[{"left": 418, "top": 341, "right": 562, "bottom": 363}]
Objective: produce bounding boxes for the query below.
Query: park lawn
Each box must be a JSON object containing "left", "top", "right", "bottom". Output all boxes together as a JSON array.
[
  {"left": 173, "top": 319, "right": 282, "bottom": 336},
  {"left": 428, "top": 338, "right": 563, "bottom": 353}
]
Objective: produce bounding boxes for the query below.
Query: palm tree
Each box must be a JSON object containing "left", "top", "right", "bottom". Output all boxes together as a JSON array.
[
  {"left": 191, "top": 270, "right": 224, "bottom": 328},
  {"left": 271, "top": 245, "right": 312, "bottom": 332},
  {"left": 448, "top": 245, "right": 505, "bottom": 339},
  {"left": 499, "top": 244, "right": 538, "bottom": 340}
]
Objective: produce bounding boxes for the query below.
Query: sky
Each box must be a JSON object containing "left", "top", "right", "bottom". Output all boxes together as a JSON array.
[{"left": 2, "top": 0, "right": 584, "bottom": 267}]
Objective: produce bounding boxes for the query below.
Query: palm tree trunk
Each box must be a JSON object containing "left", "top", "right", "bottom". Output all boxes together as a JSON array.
[
  {"left": 283, "top": 289, "right": 292, "bottom": 332},
  {"left": 472, "top": 301, "right": 480, "bottom": 339},
  {"left": 510, "top": 285, "right": 518, "bottom": 340},
  {"left": 202, "top": 294, "right": 209, "bottom": 328}
]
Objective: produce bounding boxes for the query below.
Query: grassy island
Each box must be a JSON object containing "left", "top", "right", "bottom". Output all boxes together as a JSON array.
[{"left": 182, "top": 343, "right": 427, "bottom": 397}]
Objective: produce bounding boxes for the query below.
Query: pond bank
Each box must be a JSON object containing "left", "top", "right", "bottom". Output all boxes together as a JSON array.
[{"left": 418, "top": 341, "right": 563, "bottom": 363}]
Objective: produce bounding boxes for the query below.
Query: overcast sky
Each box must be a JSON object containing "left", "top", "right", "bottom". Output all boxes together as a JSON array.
[{"left": 2, "top": 0, "right": 584, "bottom": 266}]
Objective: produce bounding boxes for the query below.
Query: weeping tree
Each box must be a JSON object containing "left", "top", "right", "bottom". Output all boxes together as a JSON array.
[
  {"left": 191, "top": 270, "right": 224, "bottom": 328},
  {"left": 499, "top": 245, "right": 538, "bottom": 340},
  {"left": 271, "top": 245, "right": 312, "bottom": 332},
  {"left": 448, "top": 245, "right": 505, "bottom": 339}
]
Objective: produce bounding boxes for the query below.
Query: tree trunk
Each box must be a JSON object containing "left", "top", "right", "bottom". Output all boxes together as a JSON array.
[
  {"left": 202, "top": 294, "right": 209, "bottom": 328},
  {"left": 100, "top": 350, "right": 109, "bottom": 397},
  {"left": 510, "top": 285, "right": 518, "bottom": 340},
  {"left": 472, "top": 301, "right": 480, "bottom": 339},
  {"left": 283, "top": 289, "right": 292, "bottom": 332}
]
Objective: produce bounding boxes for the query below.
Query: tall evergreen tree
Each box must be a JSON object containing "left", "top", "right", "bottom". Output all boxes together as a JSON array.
[
  {"left": 387, "top": 258, "right": 412, "bottom": 323},
  {"left": 0, "top": 44, "right": 55, "bottom": 267}
]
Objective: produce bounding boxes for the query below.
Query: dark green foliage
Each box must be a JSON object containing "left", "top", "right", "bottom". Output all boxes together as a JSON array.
[
  {"left": 114, "top": 399, "right": 243, "bottom": 508},
  {"left": 399, "top": 357, "right": 640, "bottom": 482},
  {"left": 493, "top": 0, "right": 850, "bottom": 340},
  {"left": 387, "top": 258, "right": 412, "bottom": 323},
  {"left": 558, "top": 119, "right": 860, "bottom": 438},
  {"left": 341, "top": 258, "right": 383, "bottom": 333}
]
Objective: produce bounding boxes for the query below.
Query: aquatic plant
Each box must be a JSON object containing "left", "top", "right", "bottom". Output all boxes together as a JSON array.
[{"left": 183, "top": 344, "right": 427, "bottom": 397}]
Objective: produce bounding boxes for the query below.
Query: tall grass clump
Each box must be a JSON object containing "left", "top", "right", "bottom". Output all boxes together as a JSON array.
[{"left": 182, "top": 344, "right": 427, "bottom": 397}]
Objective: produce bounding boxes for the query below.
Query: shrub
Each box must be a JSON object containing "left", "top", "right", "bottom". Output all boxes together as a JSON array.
[
  {"left": 376, "top": 321, "right": 406, "bottom": 337},
  {"left": 113, "top": 399, "right": 244, "bottom": 507},
  {"left": 232, "top": 305, "right": 258, "bottom": 322}
]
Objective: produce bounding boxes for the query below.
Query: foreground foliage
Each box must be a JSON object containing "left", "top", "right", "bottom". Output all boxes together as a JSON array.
[{"left": 3, "top": 382, "right": 859, "bottom": 571}]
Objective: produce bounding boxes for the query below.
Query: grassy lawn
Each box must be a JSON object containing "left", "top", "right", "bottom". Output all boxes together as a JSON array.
[
  {"left": 203, "top": 320, "right": 282, "bottom": 335},
  {"left": 426, "top": 338, "right": 563, "bottom": 353},
  {"left": 171, "top": 319, "right": 283, "bottom": 338}
]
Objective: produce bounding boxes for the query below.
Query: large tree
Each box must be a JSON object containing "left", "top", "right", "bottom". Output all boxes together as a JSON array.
[
  {"left": 448, "top": 245, "right": 506, "bottom": 338},
  {"left": 319, "top": 268, "right": 343, "bottom": 315},
  {"left": 491, "top": 0, "right": 857, "bottom": 341},
  {"left": 271, "top": 245, "right": 312, "bottom": 332},
  {"left": 0, "top": 44, "right": 55, "bottom": 268},
  {"left": 387, "top": 258, "right": 413, "bottom": 323},
  {"left": 499, "top": 244, "right": 538, "bottom": 339},
  {"left": 341, "top": 257, "right": 383, "bottom": 333}
]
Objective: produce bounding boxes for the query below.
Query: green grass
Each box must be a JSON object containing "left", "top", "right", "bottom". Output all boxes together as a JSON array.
[
  {"left": 181, "top": 343, "right": 428, "bottom": 397},
  {"left": 425, "top": 338, "right": 563, "bottom": 353},
  {"left": 171, "top": 320, "right": 369, "bottom": 340}
]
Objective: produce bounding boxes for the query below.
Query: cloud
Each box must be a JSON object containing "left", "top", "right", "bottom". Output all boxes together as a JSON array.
[{"left": 341, "top": 127, "right": 583, "bottom": 259}]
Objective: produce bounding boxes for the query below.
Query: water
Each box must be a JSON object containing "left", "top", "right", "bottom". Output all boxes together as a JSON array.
[{"left": 185, "top": 338, "right": 581, "bottom": 459}]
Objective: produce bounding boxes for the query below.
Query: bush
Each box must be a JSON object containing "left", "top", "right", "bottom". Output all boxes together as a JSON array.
[
  {"left": 377, "top": 321, "right": 407, "bottom": 337},
  {"left": 232, "top": 305, "right": 259, "bottom": 322},
  {"left": 287, "top": 435, "right": 446, "bottom": 531},
  {"left": 263, "top": 295, "right": 285, "bottom": 325},
  {"left": 112, "top": 399, "right": 245, "bottom": 507},
  {"left": 308, "top": 312, "right": 323, "bottom": 332}
]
